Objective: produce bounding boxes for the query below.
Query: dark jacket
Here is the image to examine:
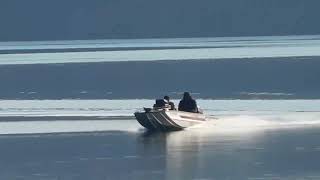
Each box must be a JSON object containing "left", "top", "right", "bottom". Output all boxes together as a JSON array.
[{"left": 178, "top": 99, "right": 198, "bottom": 113}]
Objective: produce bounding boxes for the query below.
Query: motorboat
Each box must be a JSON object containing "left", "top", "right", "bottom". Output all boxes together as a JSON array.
[{"left": 134, "top": 106, "right": 207, "bottom": 131}]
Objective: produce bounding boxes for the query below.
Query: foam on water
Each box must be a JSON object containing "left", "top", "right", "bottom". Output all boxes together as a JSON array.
[{"left": 189, "top": 112, "right": 320, "bottom": 134}]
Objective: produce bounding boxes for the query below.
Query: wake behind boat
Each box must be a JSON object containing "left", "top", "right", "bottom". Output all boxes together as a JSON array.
[{"left": 134, "top": 107, "right": 207, "bottom": 131}]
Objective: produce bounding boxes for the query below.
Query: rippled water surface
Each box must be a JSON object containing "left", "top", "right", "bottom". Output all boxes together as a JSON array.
[{"left": 0, "top": 100, "right": 319, "bottom": 180}]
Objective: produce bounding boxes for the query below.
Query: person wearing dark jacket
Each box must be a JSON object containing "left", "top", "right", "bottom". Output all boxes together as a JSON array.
[
  {"left": 178, "top": 92, "right": 198, "bottom": 113},
  {"left": 164, "top": 95, "right": 175, "bottom": 110}
]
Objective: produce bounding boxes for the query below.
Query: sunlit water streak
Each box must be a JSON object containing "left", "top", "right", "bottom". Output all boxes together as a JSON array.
[
  {"left": 0, "top": 99, "right": 319, "bottom": 135},
  {"left": 1, "top": 35, "right": 320, "bottom": 51},
  {"left": 1, "top": 35, "right": 320, "bottom": 65}
]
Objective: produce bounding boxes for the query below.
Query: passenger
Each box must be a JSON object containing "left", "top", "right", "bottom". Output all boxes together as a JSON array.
[
  {"left": 178, "top": 92, "right": 198, "bottom": 113},
  {"left": 164, "top": 95, "right": 175, "bottom": 110}
]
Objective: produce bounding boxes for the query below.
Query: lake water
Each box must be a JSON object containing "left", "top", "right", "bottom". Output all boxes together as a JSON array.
[
  {"left": 1, "top": 35, "right": 320, "bottom": 64},
  {"left": 0, "top": 100, "right": 320, "bottom": 180},
  {"left": 1, "top": 35, "right": 320, "bottom": 179}
]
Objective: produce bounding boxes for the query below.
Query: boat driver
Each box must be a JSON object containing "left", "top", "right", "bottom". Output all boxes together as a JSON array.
[
  {"left": 178, "top": 92, "right": 198, "bottom": 113},
  {"left": 164, "top": 95, "right": 175, "bottom": 110}
]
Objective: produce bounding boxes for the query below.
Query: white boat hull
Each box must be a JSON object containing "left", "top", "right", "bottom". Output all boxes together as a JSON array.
[{"left": 134, "top": 109, "right": 206, "bottom": 131}]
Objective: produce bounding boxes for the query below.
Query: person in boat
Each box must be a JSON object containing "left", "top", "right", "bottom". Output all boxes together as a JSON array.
[
  {"left": 164, "top": 95, "right": 175, "bottom": 110},
  {"left": 153, "top": 99, "right": 167, "bottom": 109},
  {"left": 178, "top": 92, "right": 198, "bottom": 113}
]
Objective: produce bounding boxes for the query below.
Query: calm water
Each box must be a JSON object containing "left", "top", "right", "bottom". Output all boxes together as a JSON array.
[
  {"left": 1, "top": 35, "right": 320, "bottom": 179},
  {"left": 1, "top": 35, "right": 320, "bottom": 64},
  {"left": 0, "top": 100, "right": 320, "bottom": 180}
]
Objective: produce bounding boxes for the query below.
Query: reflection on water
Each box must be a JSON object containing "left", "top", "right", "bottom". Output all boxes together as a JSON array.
[
  {"left": 129, "top": 126, "right": 320, "bottom": 180},
  {"left": 0, "top": 121, "right": 320, "bottom": 179},
  {"left": 139, "top": 127, "right": 320, "bottom": 180}
]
